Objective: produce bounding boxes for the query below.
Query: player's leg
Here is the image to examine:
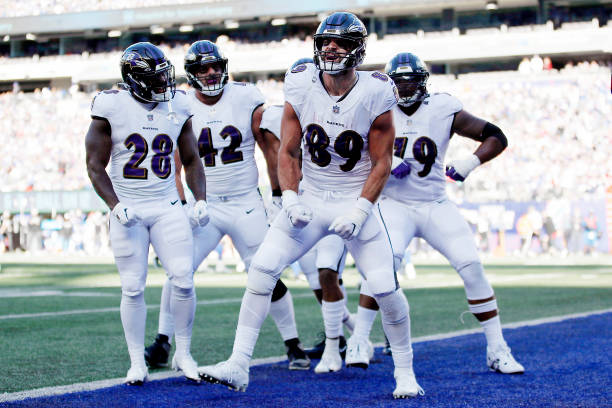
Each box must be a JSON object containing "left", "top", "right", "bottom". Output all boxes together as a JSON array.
[
  {"left": 314, "top": 235, "right": 348, "bottom": 373},
  {"left": 346, "top": 204, "right": 423, "bottom": 398},
  {"left": 150, "top": 204, "right": 199, "bottom": 381},
  {"left": 424, "top": 200, "right": 524, "bottom": 374},
  {"left": 146, "top": 215, "right": 223, "bottom": 368},
  {"left": 198, "top": 210, "right": 325, "bottom": 390},
  {"left": 109, "top": 217, "right": 150, "bottom": 385},
  {"left": 227, "top": 194, "right": 308, "bottom": 370},
  {"left": 347, "top": 197, "right": 414, "bottom": 367}
]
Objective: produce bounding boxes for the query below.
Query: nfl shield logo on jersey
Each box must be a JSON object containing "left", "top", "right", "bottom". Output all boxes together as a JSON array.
[
  {"left": 333, "top": 105, "right": 340, "bottom": 114},
  {"left": 147, "top": 114, "right": 154, "bottom": 121}
]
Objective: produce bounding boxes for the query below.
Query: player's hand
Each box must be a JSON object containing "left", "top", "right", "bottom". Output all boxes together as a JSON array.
[
  {"left": 391, "top": 156, "right": 411, "bottom": 179},
  {"left": 329, "top": 198, "right": 373, "bottom": 240},
  {"left": 445, "top": 154, "right": 481, "bottom": 182},
  {"left": 111, "top": 202, "right": 141, "bottom": 227},
  {"left": 282, "top": 190, "right": 312, "bottom": 229},
  {"left": 267, "top": 196, "right": 283, "bottom": 222},
  {"left": 189, "top": 200, "right": 210, "bottom": 227}
]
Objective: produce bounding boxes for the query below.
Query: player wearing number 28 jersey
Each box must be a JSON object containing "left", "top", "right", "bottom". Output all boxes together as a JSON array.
[
  {"left": 85, "top": 42, "right": 208, "bottom": 385},
  {"left": 199, "top": 12, "right": 423, "bottom": 399}
]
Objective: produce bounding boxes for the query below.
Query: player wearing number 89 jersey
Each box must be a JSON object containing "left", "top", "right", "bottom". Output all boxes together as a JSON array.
[
  {"left": 349, "top": 52, "right": 524, "bottom": 377},
  {"left": 199, "top": 13, "right": 423, "bottom": 399},
  {"left": 86, "top": 42, "right": 207, "bottom": 385}
]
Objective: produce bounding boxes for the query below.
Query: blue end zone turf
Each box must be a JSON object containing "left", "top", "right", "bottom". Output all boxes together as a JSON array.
[{"left": 4, "top": 313, "right": 611, "bottom": 407}]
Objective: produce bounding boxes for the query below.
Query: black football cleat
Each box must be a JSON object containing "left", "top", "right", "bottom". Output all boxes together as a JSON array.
[
  {"left": 285, "top": 338, "right": 311, "bottom": 370},
  {"left": 145, "top": 334, "right": 171, "bottom": 368}
]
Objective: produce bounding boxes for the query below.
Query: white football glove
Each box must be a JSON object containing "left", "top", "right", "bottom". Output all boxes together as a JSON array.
[
  {"left": 267, "top": 196, "right": 283, "bottom": 222},
  {"left": 282, "top": 190, "right": 312, "bottom": 229},
  {"left": 111, "top": 202, "right": 141, "bottom": 227},
  {"left": 329, "top": 197, "right": 373, "bottom": 240},
  {"left": 189, "top": 200, "right": 210, "bottom": 227},
  {"left": 445, "top": 154, "right": 481, "bottom": 182}
]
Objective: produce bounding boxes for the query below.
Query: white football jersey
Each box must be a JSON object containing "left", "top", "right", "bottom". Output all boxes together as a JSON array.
[
  {"left": 284, "top": 63, "right": 398, "bottom": 195},
  {"left": 189, "top": 82, "right": 265, "bottom": 196},
  {"left": 90, "top": 88, "right": 192, "bottom": 201},
  {"left": 383, "top": 93, "right": 463, "bottom": 203},
  {"left": 260, "top": 104, "right": 283, "bottom": 140}
]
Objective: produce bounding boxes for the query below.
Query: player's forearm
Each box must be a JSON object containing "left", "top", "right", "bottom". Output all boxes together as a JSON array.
[
  {"left": 183, "top": 161, "right": 207, "bottom": 201},
  {"left": 264, "top": 148, "right": 281, "bottom": 190},
  {"left": 474, "top": 136, "right": 506, "bottom": 164},
  {"left": 87, "top": 166, "right": 120, "bottom": 210},
  {"left": 360, "top": 157, "right": 391, "bottom": 203},
  {"left": 278, "top": 151, "right": 301, "bottom": 192}
]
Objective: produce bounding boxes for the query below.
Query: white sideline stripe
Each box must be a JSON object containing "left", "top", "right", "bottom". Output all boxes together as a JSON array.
[
  {"left": 0, "top": 291, "right": 326, "bottom": 321},
  {"left": 1, "top": 308, "right": 610, "bottom": 403}
]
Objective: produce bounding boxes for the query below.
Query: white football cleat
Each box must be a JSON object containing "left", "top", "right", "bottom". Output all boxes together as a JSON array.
[
  {"left": 393, "top": 368, "right": 424, "bottom": 399},
  {"left": 125, "top": 365, "right": 148, "bottom": 386},
  {"left": 172, "top": 352, "right": 201, "bottom": 383},
  {"left": 487, "top": 344, "right": 525, "bottom": 374},
  {"left": 198, "top": 360, "right": 249, "bottom": 392},
  {"left": 345, "top": 336, "right": 374, "bottom": 369},
  {"left": 314, "top": 339, "right": 343, "bottom": 373}
]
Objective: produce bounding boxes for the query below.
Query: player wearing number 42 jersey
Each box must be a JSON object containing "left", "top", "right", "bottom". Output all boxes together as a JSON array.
[
  {"left": 144, "top": 40, "right": 310, "bottom": 372},
  {"left": 347, "top": 52, "right": 524, "bottom": 375},
  {"left": 199, "top": 12, "right": 422, "bottom": 399},
  {"left": 85, "top": 42, "right": 209, "bottom": 385}
]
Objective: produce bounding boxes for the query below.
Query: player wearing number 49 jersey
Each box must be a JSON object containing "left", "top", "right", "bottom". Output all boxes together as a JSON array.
[
  {"left": 348, "top": 52, "right": 524, "bottom": 376},
  {"left": 199, "top": 12, "right": 422, "bottom": 399},
  {"left": 144, "top": 40, "right": 310, "bottom": 372},
  {"left": 86, "top": 42, "right": 208, "bottom": 386}
]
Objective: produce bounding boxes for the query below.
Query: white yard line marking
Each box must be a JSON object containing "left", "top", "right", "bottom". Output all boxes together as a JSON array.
[
  {"left": 0, "top": 291, "right": 328, "bottom": 320},
  {"left": 1, "top": 308, "right": 610, "bottom": 403},
  {"left": 0, "top": 290, "right": 117, "bottom": 299}
]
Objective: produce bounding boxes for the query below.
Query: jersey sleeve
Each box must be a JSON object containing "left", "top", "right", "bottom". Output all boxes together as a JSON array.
[
  {"left": 364, "top": 71, "right": 398, "bottom": 121},
  {"left": 170, "top": 90, "right": 193, "bottom": 125},
  {"left": 90, "top": 90, "right": 118, "bottom": 119},
  {"left": 260, "top": 105, "right": 282, "bottom": 139},
  {"left": 283, "top": 63, "right": 315, "bottom": 117},
  {"left": 432, "top": 93, "right": 463, "bottom": 118},
  {"left": 245, "top": 83, "right": 265, "bottom": 114}
]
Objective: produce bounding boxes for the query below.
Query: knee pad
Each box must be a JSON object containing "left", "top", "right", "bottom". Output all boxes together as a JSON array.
[
  {"left": 166, "top": 258, "right": 194, "bottom": 290},
  {"left": 120, "top": 273, "right": 146, "bottom": 297},
  {"left": 121, "top": 287, "right": 145, "bottom": 299},
  {"left": 363, "top": 268, "right": 398, "bottom": 296},
  {"left": 468, "top": 298, "right": 497, "bottom": 314},
  {"left": 247, "top": 264, "right": 278, "bottom": 296},
  {"left": 456, "top": 261, "right": 493, "bottom": 300},
  {"left": 375, "top": 289, "right": 409, "bottom": 325},
  {"left": 271, "top": 279, "right": 288, "bottom": 302}
]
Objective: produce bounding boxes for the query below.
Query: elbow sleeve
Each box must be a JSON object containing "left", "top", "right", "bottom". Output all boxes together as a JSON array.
[{"left": 482, "top": 122, "right": 508, "bottom": 148}]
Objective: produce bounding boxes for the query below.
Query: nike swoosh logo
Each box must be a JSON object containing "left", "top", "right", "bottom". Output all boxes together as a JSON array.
[
  {"left": 246, "top": 208, "right": 255, "bottom": 214},
  {"left": 171, "top": 200, "right": 179, "bottom": 205}
]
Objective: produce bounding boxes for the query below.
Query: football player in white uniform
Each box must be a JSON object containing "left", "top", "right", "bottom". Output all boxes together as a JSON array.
[
  {"left": 199, "top": 13, "right": 423, "bottom": 399},
  {"left": 85, "top": 42, "right": 208, "bottom": 385},
  {"left": 346, "top": 52, "right": 524, "bottom": 375},
  {"left": 144, "top": 40, "right": 310, "bottom": 371},
  {"left": 260, "top": 99, "right": 357, "bottom": 361}
]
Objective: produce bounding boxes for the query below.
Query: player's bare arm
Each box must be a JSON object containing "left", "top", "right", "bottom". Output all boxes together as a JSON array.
[
  {"left": 177, "top": 117, "right": 206, "bottom": 201},
  {"left": 452, "top": 109, "right": 507, "bottom": 164},
  {"left": 278, "top": 102, "right": 303, "bottom": 193},
  {"left": 361, "top": 110, "right": 395, "bottom": 203},
  {"left": 85, "top": 117, "right": 119, "bottom": 209},
  {"left": 173, "top": 150, "right": 186, "bottom": 202},
  {"left": 253, "top": 105, "right": 280, "bottom": 191}
]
